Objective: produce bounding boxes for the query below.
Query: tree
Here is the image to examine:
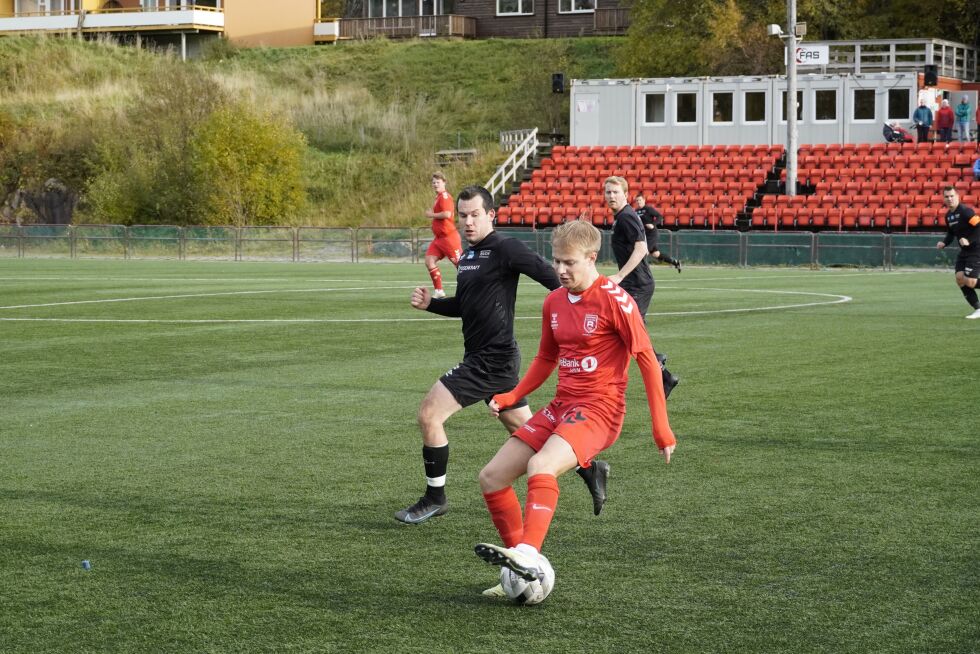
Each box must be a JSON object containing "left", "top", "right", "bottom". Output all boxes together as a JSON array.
[{"left": 190, "top": 105, "right": 307, "bottom": 226}]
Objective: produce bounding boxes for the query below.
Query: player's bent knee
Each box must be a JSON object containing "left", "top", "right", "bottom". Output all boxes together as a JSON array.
[
  {"left": 478, "top": 464, "right": 507, "bottom": 493},
  {"left": 526, "top": 454, "right": 561, "bottom": 478}
]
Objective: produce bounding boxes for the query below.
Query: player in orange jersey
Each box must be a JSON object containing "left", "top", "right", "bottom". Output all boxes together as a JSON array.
[
  {"left": 473, "top": 219, "right": 676, "bottom": 598},
  {"left": 424, "top": 171, "right": 463, "bottom": 298}
]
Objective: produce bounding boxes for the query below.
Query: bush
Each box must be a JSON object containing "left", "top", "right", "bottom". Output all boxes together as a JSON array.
[{"left": 191, "top": 104, "right": 307, "bottom": 226}]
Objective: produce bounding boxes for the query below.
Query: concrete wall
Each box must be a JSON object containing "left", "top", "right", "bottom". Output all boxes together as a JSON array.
[{"left": 225, "top": 0, "right": 314, "bottom": 47}]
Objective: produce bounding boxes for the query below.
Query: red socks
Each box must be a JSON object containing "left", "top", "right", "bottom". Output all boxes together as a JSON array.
[
  {"left": 521, "top": 474, "right": 559, "bottom": 551},
  {"left": 483, "top": 487, "right": 523, "bottom": 548},
  {"left": 428, "top": 266, "right": 443, "bottom": 291},
  {"left": 483, "top": 474, "right": 560, "bottom": 551}
]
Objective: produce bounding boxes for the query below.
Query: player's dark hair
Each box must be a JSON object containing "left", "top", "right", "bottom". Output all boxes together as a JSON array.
[
  {"left": 457, "top": 185, "right": 495, "bottom": 213},
  {"left": 943, "top": 185, "right": 957, "bottom": 193}
]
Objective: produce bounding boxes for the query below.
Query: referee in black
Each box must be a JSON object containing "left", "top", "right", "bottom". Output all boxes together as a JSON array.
[
  {"left": 636, "top": 194, "right": 682, "bottom": 272},
  {"left": 605, "top": 177, "right": 679, "bottom": 396},
  {"left": 937, "top": 185, "right": 980, "bottom": 319},
  {"left": 396, "top": 185, "right": 609, "bottom": 524}
]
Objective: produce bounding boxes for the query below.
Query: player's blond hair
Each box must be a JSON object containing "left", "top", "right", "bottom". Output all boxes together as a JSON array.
[
  {"left": 431, "top": 171, "right": 447, "bottom": 182},
  {"left": 552, "top": 220, "right": 601, "bottom": 256},
  {"left": 604, "top": 175, "right": 629, "bottom": 195}
]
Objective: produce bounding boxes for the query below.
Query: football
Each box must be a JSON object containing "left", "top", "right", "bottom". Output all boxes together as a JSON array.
[{"left": 500, "top": 555, "right": 555, "bottom": 606}]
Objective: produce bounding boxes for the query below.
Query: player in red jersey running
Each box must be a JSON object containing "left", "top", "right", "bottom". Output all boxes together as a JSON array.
[
  {"left": 424, "top": 171, "right": 463, "bottom": 298},
  {"left": 473, "top": 219, "right": 676, "bottom": 597}
]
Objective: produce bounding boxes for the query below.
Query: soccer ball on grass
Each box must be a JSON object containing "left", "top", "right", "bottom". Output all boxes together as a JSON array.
[{"left": 500, "top": 555, "right": 555, "bottom": 606}]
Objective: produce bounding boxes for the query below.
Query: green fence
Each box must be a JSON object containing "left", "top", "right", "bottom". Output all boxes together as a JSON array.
[{"left": 0, "top": 224, "right": 958, "bottom": 269}]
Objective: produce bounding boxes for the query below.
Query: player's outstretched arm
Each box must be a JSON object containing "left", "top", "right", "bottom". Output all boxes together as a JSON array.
[
  {"left": 417, "top": 287, "right": 462, "bottom": 317},
  {"left": 490, "top": 353, "right": 557, "bottom": 416},
  {"left": 636, "top": 349, "right": 676, "bottom": 464}
]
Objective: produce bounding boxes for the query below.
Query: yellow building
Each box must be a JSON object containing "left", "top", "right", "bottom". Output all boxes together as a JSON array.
[{"left": 0, "top": 1, "right": 338, "bottom": 57}]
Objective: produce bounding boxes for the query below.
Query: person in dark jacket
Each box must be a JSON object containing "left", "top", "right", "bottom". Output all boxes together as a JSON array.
[{"left": 912, "top": 100, "right": 933, "bottom": 143}]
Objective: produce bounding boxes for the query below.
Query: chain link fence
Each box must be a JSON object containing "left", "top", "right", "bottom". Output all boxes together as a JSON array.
[{"left": 0, "top": 224, "right": 956, "bottom": 269}]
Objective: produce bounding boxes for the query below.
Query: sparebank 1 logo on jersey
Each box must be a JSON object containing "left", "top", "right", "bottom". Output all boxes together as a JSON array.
[{"left": 559, "top": 356, "right": 598, "bottom": 373}]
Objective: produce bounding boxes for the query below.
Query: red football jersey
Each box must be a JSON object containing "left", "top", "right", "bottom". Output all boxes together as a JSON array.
[
  {"left": 430, "top": 191, "right": 457, "bottom": 238},
  {"left": 539, "top": 275, "right": 652, "bottom": 403}
]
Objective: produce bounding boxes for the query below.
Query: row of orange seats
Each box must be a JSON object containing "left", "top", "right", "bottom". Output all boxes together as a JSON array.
[
  {"left": 535, "top": 164, "right": 771, "bottom": 179},
  {"left": 811, "top": 180, "right": 980, "bottom": 194},
  {"left": 780, "top": 168, "right": 973, "bottom": 184},
  {"left": 522, "top": 180, "right": 758, "bottom": 195},
  {"left": 763, "top": 193, "right": 940, "bottom": 207},
  {"left": 800, "top": 154, "right": 974, "bottom": 167},
  {"left": 750, "top": 207, "right": 953, "bottom": 231},
  {"left": 496, "top": 205, "right": 740, "bottom": 229},
  {"left": 551, "top": 144, "right": 784, "bottom": 157},
  {"left": 546, "top": 154, "right": 779, "bottom": 167},
  {"left": 800, "top": 141, "right": 978, "bottom": 154}
]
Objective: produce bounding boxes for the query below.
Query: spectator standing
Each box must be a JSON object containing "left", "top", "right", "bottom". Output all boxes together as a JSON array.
[
  {"left": 912, "top": 100, "right": 933, "bottom": 143},
  {"left": 936, "top": 100, "right": 955, "bottom": 143},
  {"left": 954, "top": 96, "right": 972, "bottom": 143}
]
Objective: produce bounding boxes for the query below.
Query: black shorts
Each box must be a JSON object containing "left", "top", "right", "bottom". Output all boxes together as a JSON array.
[
  {"left": 621, "top": 283, "right": 652, "bottom": 318},
  {"left": 440, "top": 352, "right": 529, "bottom": 410},
  {"left": 955, "top": 254, "right": 980, "bottom": 278}
]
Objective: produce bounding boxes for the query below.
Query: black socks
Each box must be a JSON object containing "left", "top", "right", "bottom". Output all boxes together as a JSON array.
[
  {"left": 960, "top": 286, "right": 980, "bottom": 309},
  {"left": 422, "top": 444, "right": 449, "bottom": 503}
]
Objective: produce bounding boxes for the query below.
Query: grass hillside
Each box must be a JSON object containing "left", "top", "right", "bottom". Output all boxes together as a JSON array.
[{"left": 0, "top": 36, "right": 621, "bottom": 227}]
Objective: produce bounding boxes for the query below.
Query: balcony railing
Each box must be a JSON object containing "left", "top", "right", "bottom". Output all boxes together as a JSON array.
[
  {"left": 337, "top": 15, "right": 476, "bottom": 40},
  {"left": 812, "top": 39, "right": 978, "bottom": 81},
  {"left": 594, "top": 7, "right": 629, "bottom": 35},
  {"left": 0, "top": 5, "right": 224, "bottom": 34}
]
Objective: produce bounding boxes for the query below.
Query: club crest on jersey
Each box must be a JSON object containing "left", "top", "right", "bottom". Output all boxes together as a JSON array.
[
  {"left": 583, "top": 314, "right": 599, "bottom": 333},
  {"left": 466, "top": 250, "right": 476, "bottom": 259}
]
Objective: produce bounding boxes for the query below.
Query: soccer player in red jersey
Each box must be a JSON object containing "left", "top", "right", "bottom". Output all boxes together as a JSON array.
[
  {"left": 474, "top": 219, "right": 676, "bottom": 596},
  {"left": 424, "top": 172, "right": 463, "bottom": 298}
]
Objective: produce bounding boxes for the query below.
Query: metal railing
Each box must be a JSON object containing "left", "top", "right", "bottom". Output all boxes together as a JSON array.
[
  {"left": 485, "top": 127, "right": 539, "bottom": 203},
  {"left": 0, "top": 224, "right": 955, "bottom": 270},
  {"left": 337, "top": 15, "right": 475, "bottom": 40},
  {"left": 499, "top": 128, "right": 536, "bottom": 152},
  {"left": 816, "top": 39, "right": 978, "bottom": 81},
  {"left": 2, "top": 4, "right": 222, "bottom": 18}
]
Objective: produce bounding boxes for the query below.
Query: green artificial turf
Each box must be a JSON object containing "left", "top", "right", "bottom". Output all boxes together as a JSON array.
[{"left": 1, "top": 259, "right": 977, "bottom": 653}]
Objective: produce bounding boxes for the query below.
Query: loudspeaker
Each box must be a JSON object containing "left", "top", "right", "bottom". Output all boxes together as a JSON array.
[
  {"left": 552, "top": 72, "right": 565, "bottom": 94},
  {"left": 924, "top": 65, "right": 938, "bottom": 87}
]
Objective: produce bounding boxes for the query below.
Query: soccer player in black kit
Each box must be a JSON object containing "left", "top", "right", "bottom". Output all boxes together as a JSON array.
[
  {"left": 936, "top": 185, "right": 980, "bottom": 319},
  {"left": 635, "top": 194, "right": 682, "bottom": 272},
  {"left": 396, "top": 186, "right": 610, "bottom": 525},
  {"left": 606, "top": 177, "right": 679, "bottom": 396}
]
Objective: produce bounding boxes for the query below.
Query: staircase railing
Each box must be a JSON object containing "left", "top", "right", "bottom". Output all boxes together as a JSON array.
[{"left": 486, "top": 127, "right": 538, "bottom": 203}]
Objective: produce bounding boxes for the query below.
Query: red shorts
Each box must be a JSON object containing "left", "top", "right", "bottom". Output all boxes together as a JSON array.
[
  {"left": 426, "top": 234, "right": 463, "bottom": 266},
  {"left": 512, "top": 396, "right": 625, "bottom": 468}
]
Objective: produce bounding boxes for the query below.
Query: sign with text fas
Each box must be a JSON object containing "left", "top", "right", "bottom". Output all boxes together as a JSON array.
[{"left": 785, "top": 44, "right": 829, "bottom": 66}]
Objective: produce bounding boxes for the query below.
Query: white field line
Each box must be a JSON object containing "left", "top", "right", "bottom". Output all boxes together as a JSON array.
[
  {"left": 0, "top": 285, "right": 418, "bottom": 310},
  {"left": 0, "top": 285, "right": 850, "bottom": 323}
]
